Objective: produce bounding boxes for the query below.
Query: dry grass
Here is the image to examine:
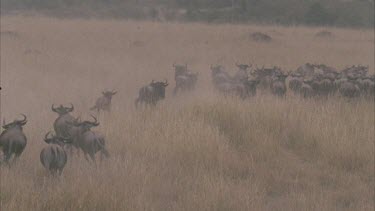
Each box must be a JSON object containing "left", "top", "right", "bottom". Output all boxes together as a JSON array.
[{"left": 0, "top": 16, "right": 374, "bottom": 211}]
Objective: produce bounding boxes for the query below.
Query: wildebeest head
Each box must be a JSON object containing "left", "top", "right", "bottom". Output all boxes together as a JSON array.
[
  {"left": 2, "top": 114, "right": 27, "bottom": 130},
  {"left": 102, "top": 90, "right": 117, "bottom": 99},
  {"left": 44, "top": 131, "right": 72, "bottom": 147},
  {"left": 272, "top": 71, "right": 288, "bottom": 82},
  {"left": 52, "top": 104, "right": 74, "bottom": 115},
  {"left": 236, "top": 63, "right": 251, "bottom": 71},
  {"left": 150, "top": 80, "right": 169, "bottom": 98},
  {"left": 71, "top": 115, "right": 100, "bottom": 132}
]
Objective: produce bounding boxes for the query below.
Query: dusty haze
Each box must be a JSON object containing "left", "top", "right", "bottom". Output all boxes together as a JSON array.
[{"left": 0, "top": 16, "right": 374, "bottom": 210}]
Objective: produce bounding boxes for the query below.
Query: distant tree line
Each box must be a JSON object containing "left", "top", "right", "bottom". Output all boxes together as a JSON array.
[{"left": 1, "top": 0, "right": 374, "bottom": 27}]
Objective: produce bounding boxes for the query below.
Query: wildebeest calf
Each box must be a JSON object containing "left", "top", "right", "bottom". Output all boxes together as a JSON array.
[{"left": 90, "top": 90, "right": 117, "bottom": 112}]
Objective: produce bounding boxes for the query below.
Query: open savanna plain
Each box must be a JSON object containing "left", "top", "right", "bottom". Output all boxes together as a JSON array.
[{"left": 0, "top": 16, "right": 374, "bottom": 210}]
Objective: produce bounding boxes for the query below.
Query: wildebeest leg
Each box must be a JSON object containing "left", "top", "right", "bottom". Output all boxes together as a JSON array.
[
  {"left": 84, "top": 152, "right": 91, "bottom": 163},
  {"left": 173, "top": 86, "right": 179, "bottom": 96},
  {"left": 100, "top": 148, "right": 110, "bottom": 161},
  {"left": 12, "top": 151, "right": 23, "bottom": 166},
  {"left": 3, "top": 152, "right": 11, "bottom": 165},
  {"left": 89, "top": 153, "right": 97, "bottom": 167},
  {"left": 135, "top": 98, "right": 140, "bottom": 108},
  {"left": 58, "top": 169, "right": 63, "bottom": 176},
  {"left": 76, "top": 147, "right": 81, "bottom": 157},
  {"left": 4, "top": 144, "right": 14, "bottom": 164}
]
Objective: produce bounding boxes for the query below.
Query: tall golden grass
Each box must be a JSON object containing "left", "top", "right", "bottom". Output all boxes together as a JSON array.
[{"left": 0, "top": 16, "right": 374, "bottom": 210}]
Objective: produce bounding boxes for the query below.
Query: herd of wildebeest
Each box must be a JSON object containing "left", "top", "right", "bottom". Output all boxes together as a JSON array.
[{"left": 0, "top": 62, "right": 374, "bottom": 175}]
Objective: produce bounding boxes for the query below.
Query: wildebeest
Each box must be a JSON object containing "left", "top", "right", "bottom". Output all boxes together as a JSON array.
[
  {"left": 211, "top": 64, "right": 259, "bottom": 99},
  {"left": 341, "top": 65, "right": 368, "bottom": 79},
  {"left": 270, "top": 72, "right": 288, "bottom": 97},
  {"left": 233, "top": 63, "right": 251, "bottom": 83},
  {"left": 300, "top": 80, "right": 315, "bottom": 98},
  {"left": 135, "top": 80, "right": 169, "bottom": 107},
  {"left": 251, "top": 66, "right": 283, "bottom": 91},
  {"left": 70, "top": 116, "right": 109, "bottom": 164},
  {"left": 173, "top": 64, "right": 198, "bottom": 95},
  {"left": 251, "top": 32, "right": 272, "bottom": 42},
  {"left": 0, "top": 114, "right": 27, "bottom": 164},
  {"left": 339, "top": 80, "right": 361, "bottom": 98},
  {"left": 90, "top": 90, "right": 117, "bottom": 112},
  {"left": 311, "top": 76, "right": 336, "bottom": 97},
  {"left": 357, "top": 75, "right": 375, "bottom": 98},
  {"left": 40, "top": 132, "right": 71, "bottom": 175},
  {"left": 211, "top": 65, "right": 232, "bottom": 87},
  {"left": 296, "top": 63, "right": 315, "bottom": 77},
  {"left": 52, "top": 104, "right": 75, "bottom": 138},
  {"left": 319, "top": 78, "right": 335, "bottom": 96},
  {"left": 288, "top": 73, "right": 303, "bottom": 94}
]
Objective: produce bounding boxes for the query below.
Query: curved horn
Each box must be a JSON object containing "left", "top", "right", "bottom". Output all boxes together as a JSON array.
[
  {"left": 52, "top": 104, "right": 57, "bottom": 112},
  {"left": 68, "top": 103, "right": 74, "bottom": 112},
  {"left": 164, "top": 79, "right": 169, "bottom": 86},
  {"left": 44, "top": 131, "right": 52, "bottom": 141},
  {"left": 111, "top": 90, "right": 117, "bottom": 95},
  {"left": 17, "top": 114, "right": 27, "bottom": 125},
  {"left": 90, "top": 115, "right": 99, "bottom": 126}
]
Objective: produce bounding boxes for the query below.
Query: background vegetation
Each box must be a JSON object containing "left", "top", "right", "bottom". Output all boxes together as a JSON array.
[{"left": 1, "top": 0, "right": 374, "bottom": 27}]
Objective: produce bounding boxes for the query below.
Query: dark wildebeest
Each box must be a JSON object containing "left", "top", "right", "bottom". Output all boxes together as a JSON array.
[
  {"left": 339, "top": 80, "right": 361, "bottom": 98},
  {"left": 296, "top": 63, "right": 315, "bottom": 77},
  {"left": 251, "top": 66, "right": 283, "bottom": 92},
  {"left": 315, "top": 77, "right": 335, "bottom": 97},
  {"left": 233, "top": 63, "right": 251, "bottom": 83},
  {"left": 288, "top": 73, "right": 303, "bottom": 94},
  {"left": 70, "top": 116, "right": 109, "bottom": 165},
  {"left": 243, "top": 79, "right": 260, "bottom": 97},
  {"left": 173, "top": 64, "right": 198, "bottom": 95},
  {"left": 52, "top": 104, "right": 75, "bottom": 138},
  {"left": 270, "top": 73, "right": 288, "bottom": 97},
  {"left": 358, "top": 75, "right": 375, "bottom": 98},
  {"left": 300, "top": 80, "right": 315, "bottom": 98},
  {"left": 0, "top": 114, "right": 27, "bottom": 164},
  {"left": 52, "top": 104, "right": 79, "bottom": 154},
  {"left": 211, "top": 65, "right": 232, "bottom": 88},
  {"left": 90, "top": 90, "right": 117, "bottom": 112},
  {"left": 135, "top": 80, "right": 169, "bottom": 107},
  {"left": 40, "top": 132, "right": 71, "bottom": 175}
]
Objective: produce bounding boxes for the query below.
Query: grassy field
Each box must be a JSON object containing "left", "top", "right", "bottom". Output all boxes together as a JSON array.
[{"left": 0, "top": 16, "right": 374, "bottom": 210}]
